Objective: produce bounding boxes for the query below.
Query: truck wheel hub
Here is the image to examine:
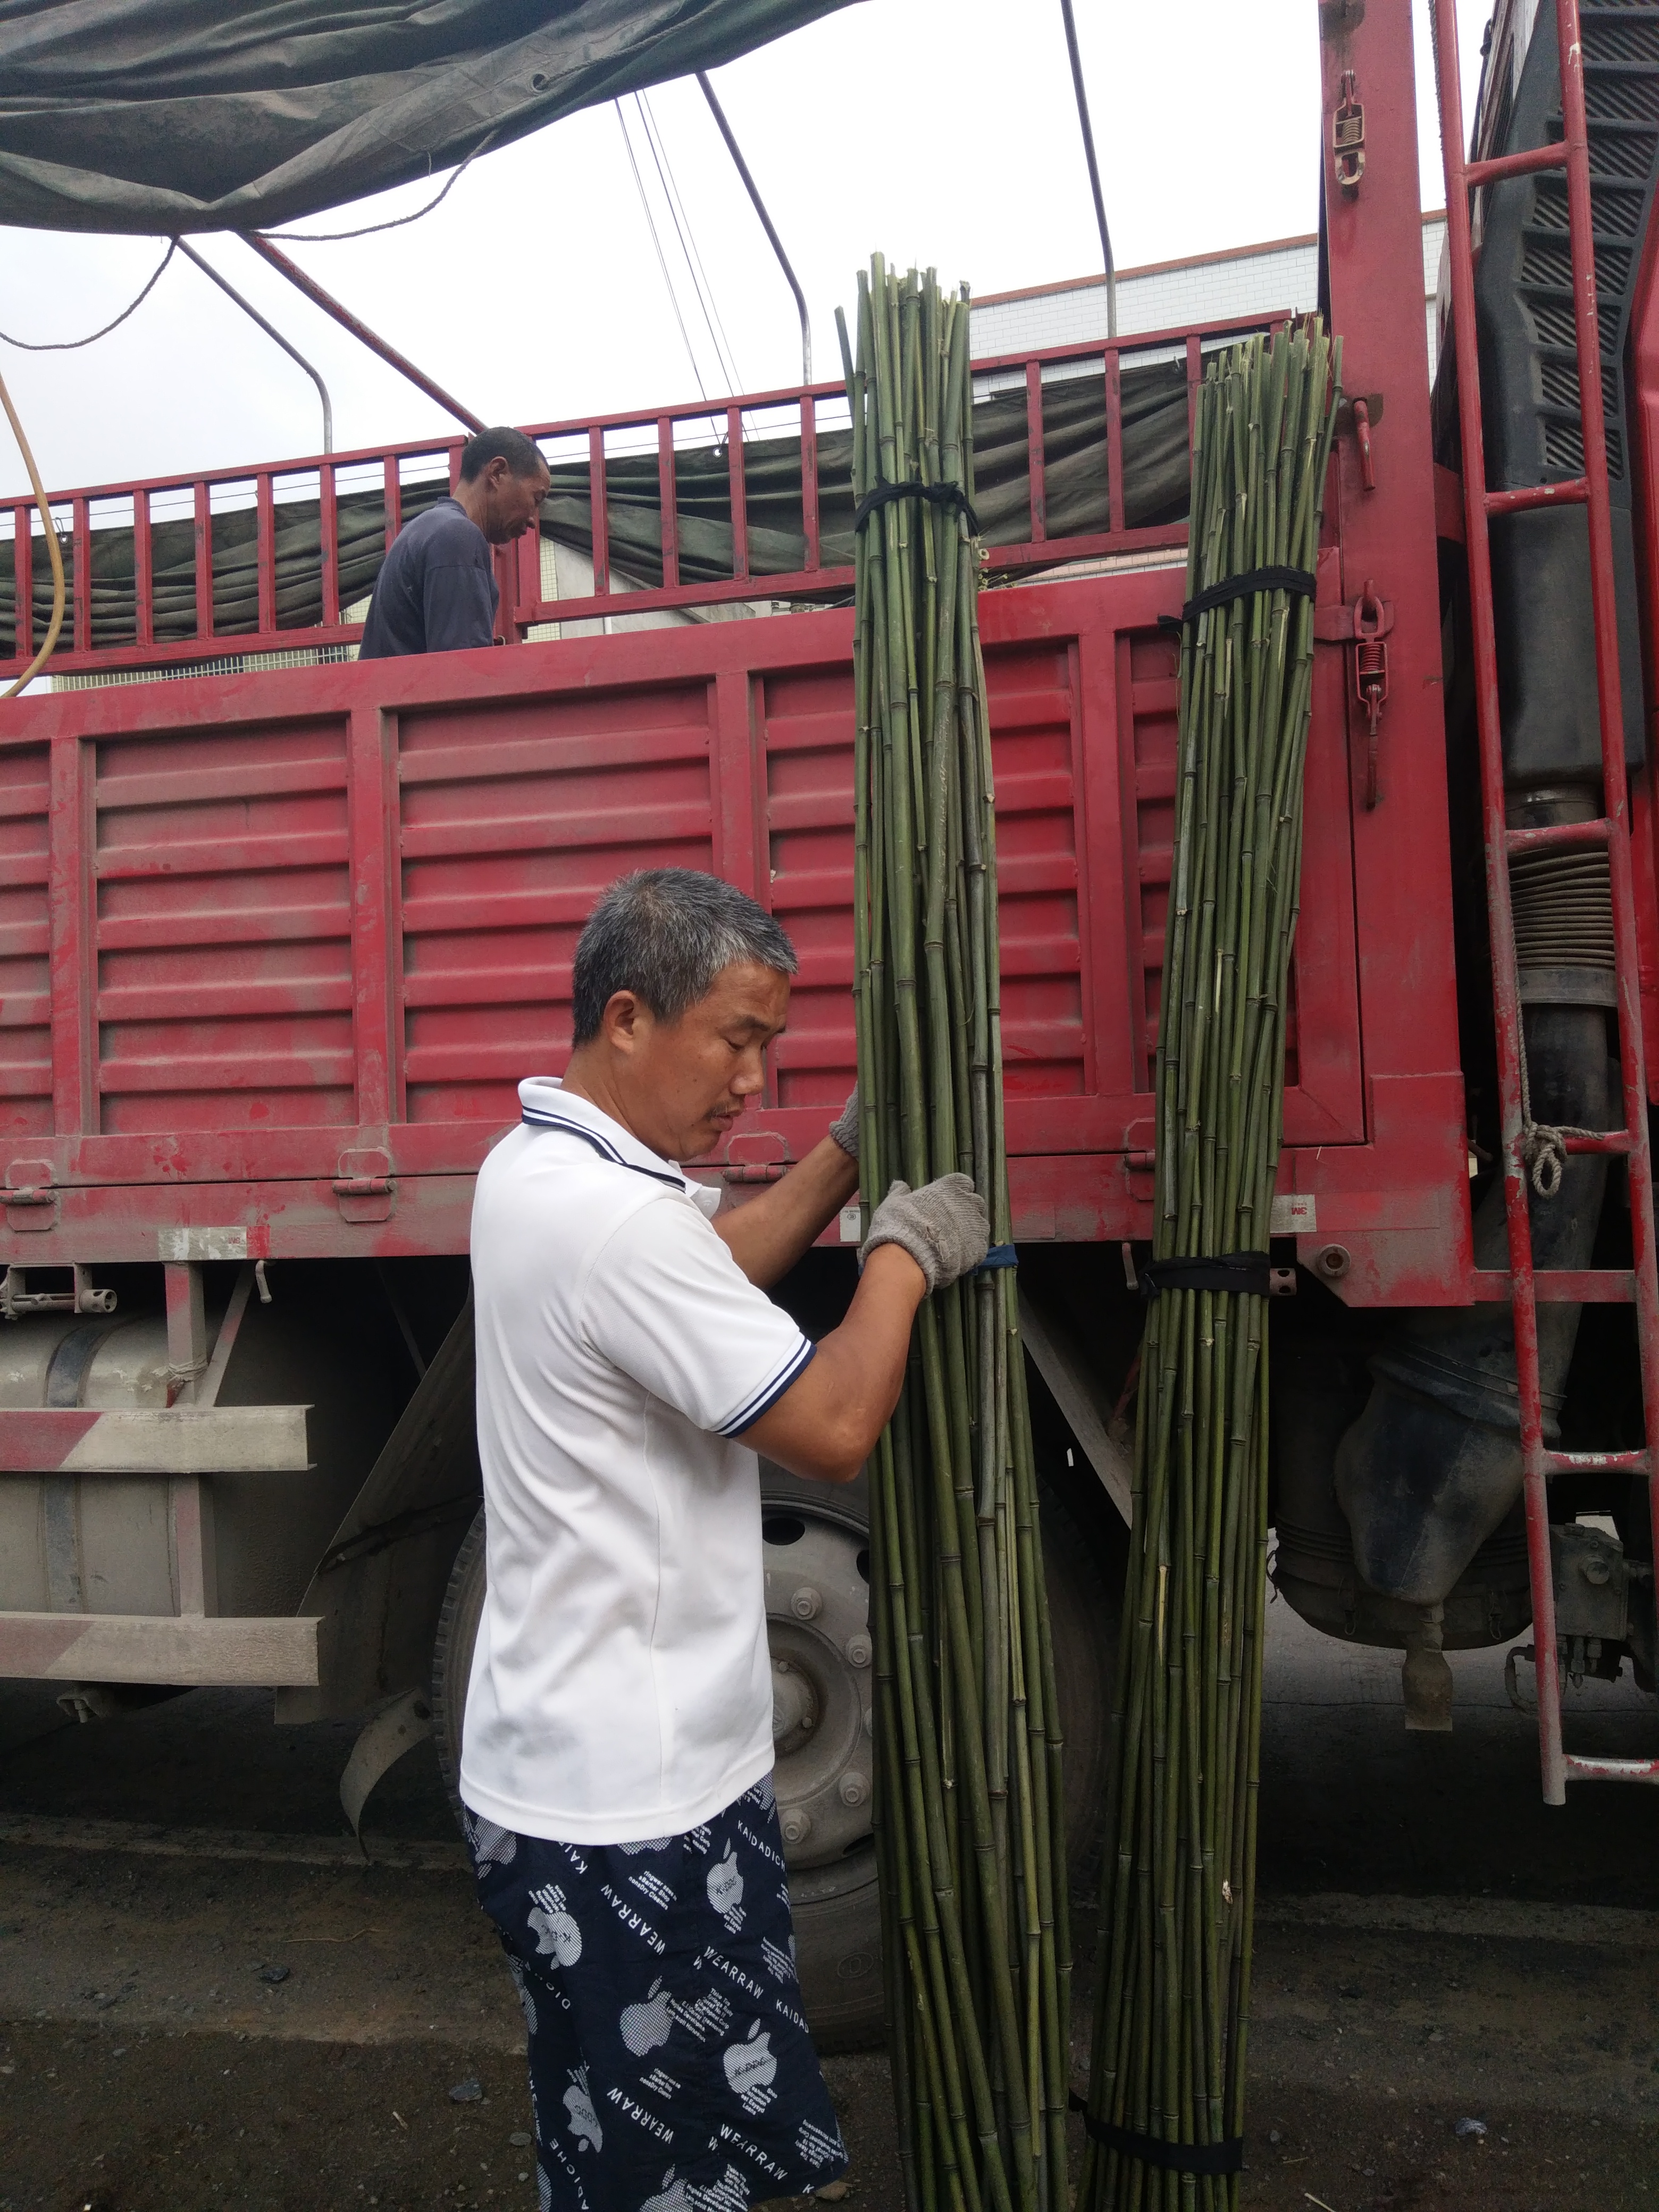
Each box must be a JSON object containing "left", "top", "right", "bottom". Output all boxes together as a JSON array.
[{"left": 763, "top": 1511, "right": 872, "bottom": 1871}]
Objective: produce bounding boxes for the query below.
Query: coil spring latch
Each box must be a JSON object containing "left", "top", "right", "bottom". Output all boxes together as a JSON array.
[
  {"left": 1313, "top": 581, "right": 1395, "bottom": 808},
  {"left": 1334, "top": 70, "right": 1366, "bottom": 195},
  {"left": 1352, "top": 581, "right": 1392, "bottom": 809}
]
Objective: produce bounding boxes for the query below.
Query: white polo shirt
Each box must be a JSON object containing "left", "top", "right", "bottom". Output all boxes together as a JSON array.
[{"left": 460, "top": 1077, "right": 815, "bottom": 1844}]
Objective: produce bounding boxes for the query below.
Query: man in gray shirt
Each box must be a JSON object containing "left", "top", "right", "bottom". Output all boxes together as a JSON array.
[{"left": 358, "top": 425, "right": 550, "bottom": 658}]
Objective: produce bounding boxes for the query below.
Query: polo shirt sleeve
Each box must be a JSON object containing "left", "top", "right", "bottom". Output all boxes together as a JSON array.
[{"left": 582, "top": 1194, "right": 815, "bottom": 1438}]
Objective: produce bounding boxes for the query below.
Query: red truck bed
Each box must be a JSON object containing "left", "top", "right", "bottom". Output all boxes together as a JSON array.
[{"left": 1, "top": 558, "right": 1469, "bottom": 1302}]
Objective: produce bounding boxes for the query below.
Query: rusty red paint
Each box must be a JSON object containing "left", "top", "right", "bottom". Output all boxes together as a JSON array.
[{"left": 0, "top": 1408, "right": 103, "bottom": 1469}]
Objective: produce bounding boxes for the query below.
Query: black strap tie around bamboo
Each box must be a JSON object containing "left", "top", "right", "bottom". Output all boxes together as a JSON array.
[
  {"left": 853, "top": 477, "right": 981, "bottom": 537},
  {"left": 1068, "top": 2094, "right": 1245, "bottom": 2176},
  {"left": 1137, "top": 1250, "right": 1272, "bottom": 1300},
  {"left": 1158, "top": 563, "right": 1318, "bottom": 635}
]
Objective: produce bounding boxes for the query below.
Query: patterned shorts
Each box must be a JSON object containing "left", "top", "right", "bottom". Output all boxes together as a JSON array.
[{"left": 464, "top": 1775, "right": 849, "bottom": 2212}]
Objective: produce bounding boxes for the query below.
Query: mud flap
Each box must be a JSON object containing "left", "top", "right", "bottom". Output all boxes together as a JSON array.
[
  {"left": 340, "top": 1687, "right": 433, "bottom": 1839},
  {"left": 276, "top": 1296, "right": 480, "bottom": 1724}
]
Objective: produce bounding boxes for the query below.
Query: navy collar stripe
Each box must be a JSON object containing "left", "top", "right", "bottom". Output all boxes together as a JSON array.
[{"left": 521, "top": 1109, "right": 685, "bottom": 1191}]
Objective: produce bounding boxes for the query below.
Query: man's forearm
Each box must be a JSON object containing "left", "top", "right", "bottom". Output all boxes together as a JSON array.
[
  {"left": 740, "top": 1244, "right": 925, "bottom": 1480},
  {"left": 714, "top": 1135, "right": 859, "bottom": 1287}
]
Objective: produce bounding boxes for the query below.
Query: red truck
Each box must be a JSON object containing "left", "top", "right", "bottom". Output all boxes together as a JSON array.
[{"left": 2, "top": 0, "right": 1655, "bottom": 2047}]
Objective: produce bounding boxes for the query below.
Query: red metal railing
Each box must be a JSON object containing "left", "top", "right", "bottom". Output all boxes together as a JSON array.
[
  {"left": 0, "top": 311, "right": 1285, "bottom": 682},
  {"left": 1432, "top": 0, "right": 1659, "bottom": 1799}
]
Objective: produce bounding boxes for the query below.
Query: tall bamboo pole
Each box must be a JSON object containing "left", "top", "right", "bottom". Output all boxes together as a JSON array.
[
  {"left": 1078, "top": 322, "right": 1338, "bottom": 2212},
  {"left": 843, "top": 258, "right": 1073, "bottom": 2212}
]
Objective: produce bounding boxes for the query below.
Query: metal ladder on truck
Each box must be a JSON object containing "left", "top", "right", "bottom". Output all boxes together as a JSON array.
[{"left": 1430, "top": 0, "right": 1659, "bottom": 1801}]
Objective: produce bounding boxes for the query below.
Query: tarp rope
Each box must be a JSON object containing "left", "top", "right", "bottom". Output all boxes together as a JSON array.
[
  {"left": 260, "top": 128, "right": 500, "bottom": 242},
  {"left": 0, "top": 239, "right": 176, "bottom": 350}
]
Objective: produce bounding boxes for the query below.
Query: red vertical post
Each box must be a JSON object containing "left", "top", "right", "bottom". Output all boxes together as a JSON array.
[
  {"left": 711, "top": 668, "right": 761, "bottom": 900},
  {"left": 47, "top": 734, "right": 94, "bottom": 1135},
  {"left": 133, "top": 489, "right": 153, "bottom": 648},
  {"left": 256, "top": 473, "right": 276, "bottom": 638},
  {"left": 658, "top": 417, "right": 680, "bottom": 591},
  {"left": 193, "top": 482, "right": 214, "bottom": 641},
  {"left": 520, "top": 525, "right": 544, "bottom": 633},
  {"left": 589, "top": 427, "right": 610, "bottom": 598},
  {"left": 320, "top": 463, "right": 340, "bottom": 627},
  {"left": 14, "top": 504, "right": 32, "bottom": 663},
  {"left": 1025, "top": 358, "right": 1047, "bottom": 542},
  {"left": 1105, "top": 347, "right": 1126, "bottom": 535},
  {"left": 382, "top": 457, "right": 403, "bottom": 551},
  {"left": 493, "top": 541, "right": 523, "bottom": 644},
  {"left": 728, "top": 407, "right": 750, "bottom": 582},
  {"left": 71, "top": 496, "right": 90, "bottom": 656},
  {"left": 800, "top": 392, "right": 821, "bottom": 574},
  {"left": 346, "top": 706, "right": 393, "bottom": 1137},
  {"left": 1185, "top": 333, "right": 1203, "bottom": 443}
]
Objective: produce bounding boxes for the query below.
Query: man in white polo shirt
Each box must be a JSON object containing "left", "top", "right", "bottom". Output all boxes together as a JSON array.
[{"left": 462, "top": 868, "right": 988, "bottom": 2212}]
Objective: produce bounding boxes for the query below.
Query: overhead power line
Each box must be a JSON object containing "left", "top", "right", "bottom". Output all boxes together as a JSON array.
[
  {"left": 636, "top": 91, "right": 744, "bottom": 397},
  {"left": 615, "top": 97, "right": 709, "bottom": 403}
]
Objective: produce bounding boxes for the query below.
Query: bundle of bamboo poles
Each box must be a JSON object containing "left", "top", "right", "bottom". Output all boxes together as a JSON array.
[
  {"left": 1077, "top": 322, "right": 1339, "bottom": 2212},
  {"left": 840, "top": 257, "right": 1071, "bottom": 2212}
]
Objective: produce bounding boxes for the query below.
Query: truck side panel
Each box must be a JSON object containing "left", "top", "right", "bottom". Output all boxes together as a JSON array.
[{"left": 1, "top": 563, "right": 1469, "bottom": 1299}]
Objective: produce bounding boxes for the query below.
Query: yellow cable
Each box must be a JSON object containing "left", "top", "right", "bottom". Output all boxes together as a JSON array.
[{"left": 0, "top": 365, "right": 65, "bottom": 700}]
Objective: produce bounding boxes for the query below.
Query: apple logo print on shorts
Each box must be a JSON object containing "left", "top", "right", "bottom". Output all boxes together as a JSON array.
[
  {"left": 464, "top": 1809, "right": 518, "bottom": 1867},
  {"left": 620, "top": 1978, "right": 673, "bottom": 2057},
  {"left": 722, "top": 2019, "right": 778, "bottom": 2117},
  {"left": 465, "top": 1780, "right": 848, "bottom": 2212},
  {"left": 564, "top": 2065, "right": 602, "bottom": 2154},
  {"left": 639, "top": 2169, "right": 692, "bottom": 2212},
  {"left": 705, "top": 1846, "right": 744, "bottom": 1934},
  {"left": 529, "top": 1881, "right": 584, "bottom": 1967}
]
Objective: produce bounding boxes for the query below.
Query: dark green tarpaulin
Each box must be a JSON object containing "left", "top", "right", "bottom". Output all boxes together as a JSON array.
[
  {"left": 0, "top": 0, "right": 854, "bottom": 234},
  {"left": 0, "top": 361, "right": 1192, "bottom": 652}
]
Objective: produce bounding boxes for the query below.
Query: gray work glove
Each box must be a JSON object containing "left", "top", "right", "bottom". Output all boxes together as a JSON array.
[
  {"left": 828, "top": 1089, "right": 860, "bottom": 1159},
  {"left": 859, "top": 1175, "right": 989, "bottom": 1292}
]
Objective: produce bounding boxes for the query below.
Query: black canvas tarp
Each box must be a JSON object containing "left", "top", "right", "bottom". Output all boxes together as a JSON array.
[
  {"left": 0, "top": 358, "right": 1193, "bottom": 653},
  {"left": 0, "top": 0, "right": 854, "bottom": 234}
]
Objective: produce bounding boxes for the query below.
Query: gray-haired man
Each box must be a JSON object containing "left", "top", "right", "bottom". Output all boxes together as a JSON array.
[
  {"left": 463, "top": 868, "right": 985, "bottom": 2212},
  {"left": 358, "top": 426, "right": 550, "bottom": 659}
]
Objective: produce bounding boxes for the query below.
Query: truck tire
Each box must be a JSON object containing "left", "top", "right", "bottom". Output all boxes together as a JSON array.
[
  {"left": 430, "top": 1470, "right": 1119, "bottom": 2054},
  {"left": 430, "top": 1505, "right": 487, "bottom": 1812}
]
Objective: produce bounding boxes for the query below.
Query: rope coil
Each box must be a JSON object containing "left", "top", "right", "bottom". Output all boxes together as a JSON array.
[{"left": 1515, "top": 1035, "right": 1603, "bottom": 1199}]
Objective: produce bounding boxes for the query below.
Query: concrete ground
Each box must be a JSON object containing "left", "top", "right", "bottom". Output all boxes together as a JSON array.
[{"left": 1, "top": 1597, "right": 1655, "bottom": 2211}]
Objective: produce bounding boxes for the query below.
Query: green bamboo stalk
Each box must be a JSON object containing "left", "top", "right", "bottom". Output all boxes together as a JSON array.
[
  {"left": 1080, "top": 322, "right": 1337, "bottom": 2212},
  {"left": 850, "top": 255, "right": 1072, "bottom": 2212}
]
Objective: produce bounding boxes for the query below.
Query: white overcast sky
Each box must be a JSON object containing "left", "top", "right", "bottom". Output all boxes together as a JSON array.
[{"left": 0, "top": 0, "right": 1491, "bottom": 500}]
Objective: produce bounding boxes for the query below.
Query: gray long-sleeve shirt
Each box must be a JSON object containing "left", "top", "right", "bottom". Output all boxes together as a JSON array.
[{"left": 357, "top": 496, "right": 499, "bottom": 658}]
